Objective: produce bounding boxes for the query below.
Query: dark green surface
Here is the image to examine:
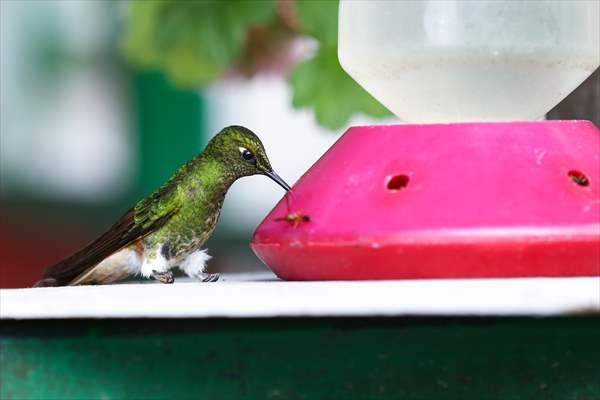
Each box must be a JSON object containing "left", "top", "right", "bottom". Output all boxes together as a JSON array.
[{"left": 1, "top": 317, "right": 599, "bottom": 400}]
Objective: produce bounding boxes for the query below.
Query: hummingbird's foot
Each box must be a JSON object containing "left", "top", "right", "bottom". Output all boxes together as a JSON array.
[
  {"left": 152, "top": 270, "right": 174, "bottom": 284},
  {"left": 201, "top": 273, "right": 220, "bottom": 282}
]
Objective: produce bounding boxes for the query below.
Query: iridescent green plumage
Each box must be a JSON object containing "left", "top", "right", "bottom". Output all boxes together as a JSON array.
[{"left": 36, "top": 126, "right": 290, "bottom": 286}]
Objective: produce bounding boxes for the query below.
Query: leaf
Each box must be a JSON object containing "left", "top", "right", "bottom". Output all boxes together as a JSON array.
[
  {"left": 290, "top": 48, "right": 390, "bottom": 130},
  {"left": 121, "top": 0, "right": 277, "bottom": 87},
  {"left": 119, "top": 0, "right": 390, "bottom": 129},
  {"left": 290, "top": 0, "right": 391, "bottom": 129},
  {"left": 294, "top": 0, "right": 338, "bottom": 48}
]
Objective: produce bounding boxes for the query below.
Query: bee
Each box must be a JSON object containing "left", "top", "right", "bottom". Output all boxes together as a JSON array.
[
  {"left": 274, "top": 212, "right": 311, "bottom": 228},
  {"left": 274, "top": 192, "right": 311, "bottom": 228}
]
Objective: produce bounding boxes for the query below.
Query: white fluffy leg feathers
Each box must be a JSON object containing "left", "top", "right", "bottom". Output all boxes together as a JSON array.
[{"left": 179, "top": 249, "right": 217, "bottom": 281}]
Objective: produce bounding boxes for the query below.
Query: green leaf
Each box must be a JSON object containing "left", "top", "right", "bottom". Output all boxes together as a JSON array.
[
  {"left": 120, "top": 0, "right": 390, "bottom": 129},
  {"left": 295, "top": 0, "right": 338, "bottom": 48},
  {"left": 290, "top": 49, "right": 389, "bottom": 130},
  {"left": 290, "top": 0, "right": 390, "bottom": 129},
  {"left": 121, "top": 0, "right": 276, "bottom": 87}
]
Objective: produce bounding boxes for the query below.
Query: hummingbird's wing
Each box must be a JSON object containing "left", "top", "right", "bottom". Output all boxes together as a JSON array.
[{"left": 37, "top": 183, "right": 180, "bottom": 286}]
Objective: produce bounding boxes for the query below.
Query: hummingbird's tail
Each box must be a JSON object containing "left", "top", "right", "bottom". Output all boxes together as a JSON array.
[
  {"left": 33, "top": 277, "right": 59, "bottom": 287},
  {"left": 34, "top": 206, "right": 174, "bottom": 287}
]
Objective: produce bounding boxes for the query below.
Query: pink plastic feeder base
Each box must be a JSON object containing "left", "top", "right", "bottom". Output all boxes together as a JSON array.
[{"left": 251, "top": 121, "right": 600, "bottom": 280}]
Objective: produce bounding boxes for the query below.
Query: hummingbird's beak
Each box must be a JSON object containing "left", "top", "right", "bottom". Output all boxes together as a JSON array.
[{"left": 264, "top": 170, "right": 292, "bottom": 192}]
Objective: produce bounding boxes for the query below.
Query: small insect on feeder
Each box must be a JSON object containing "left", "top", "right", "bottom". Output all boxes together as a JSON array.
[{"left": 251, "top": 1, "right": 600, "bottom": 280}]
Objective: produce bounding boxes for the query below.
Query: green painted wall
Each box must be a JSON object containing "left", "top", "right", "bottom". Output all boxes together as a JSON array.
[{"left": 1, "top": 317, "right": 599, "bottom": 399}]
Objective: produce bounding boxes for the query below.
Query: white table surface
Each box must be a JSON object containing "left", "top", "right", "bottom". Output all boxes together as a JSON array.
[{"left": 1, "top": 272, "right": 598, "bottom": 319}]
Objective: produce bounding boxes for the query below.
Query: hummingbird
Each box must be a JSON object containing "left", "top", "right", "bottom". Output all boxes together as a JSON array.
[{"left": 34, "top": 126, "right": 291, "bottom": 287}]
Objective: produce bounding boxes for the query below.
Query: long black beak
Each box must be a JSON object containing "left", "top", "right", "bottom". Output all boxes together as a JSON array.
[{"left": 264, "top": 170, "right": 292, "bottom": 192}]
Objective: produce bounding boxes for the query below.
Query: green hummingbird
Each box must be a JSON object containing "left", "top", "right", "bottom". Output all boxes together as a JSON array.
[{"left": 34, "top": 126, "right": 291, "bottom": 287}]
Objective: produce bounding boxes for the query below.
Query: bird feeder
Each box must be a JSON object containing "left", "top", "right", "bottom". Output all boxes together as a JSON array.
[{"left": 251, "top": 0, "right": 600, "bottom": 280}]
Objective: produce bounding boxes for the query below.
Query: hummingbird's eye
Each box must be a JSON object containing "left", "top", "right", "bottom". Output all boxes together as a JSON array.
[{"left": 240, "top": 148, "right": 256, "bottom": 163}]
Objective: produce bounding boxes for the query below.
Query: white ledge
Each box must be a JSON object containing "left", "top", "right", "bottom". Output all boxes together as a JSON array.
[{"left": 1, "top": 273, "right": 599, "bottom": 319}]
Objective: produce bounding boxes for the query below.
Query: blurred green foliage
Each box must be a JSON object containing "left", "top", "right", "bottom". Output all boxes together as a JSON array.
[
  {"left": 121, "top": 0, "right": 389, "bottom": 129},
  {"left": 121, "top": 0, "right": 275, "bottom": 86},
  {"left": 290, "top": 0, "right": 389, "bottom": 128}
]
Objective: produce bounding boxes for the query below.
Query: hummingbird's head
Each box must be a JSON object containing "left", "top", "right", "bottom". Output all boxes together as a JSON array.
[{"left": 205, "top": 125, "right": 291, "bottom": 192}]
